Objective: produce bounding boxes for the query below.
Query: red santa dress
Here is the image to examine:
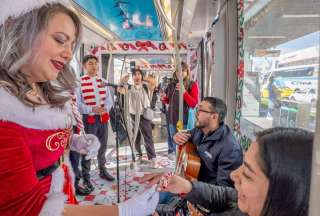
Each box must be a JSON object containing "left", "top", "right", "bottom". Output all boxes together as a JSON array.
[{"left": 0, "top": 87, "right": 76, "bottom": 216}]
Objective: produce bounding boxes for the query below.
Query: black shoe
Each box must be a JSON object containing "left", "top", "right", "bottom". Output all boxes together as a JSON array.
[
  {"left": 99, "top": 169, "right": 115, "bottom": 181},
  {"left": 83, "top": 179, "right": 94, "bottom": 192},
  {"left": 75, "top": 184, "right": 91, "bottom": 196}
]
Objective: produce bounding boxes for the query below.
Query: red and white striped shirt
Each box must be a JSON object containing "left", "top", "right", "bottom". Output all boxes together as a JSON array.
[{"left": 80, "top": 75, "right": 107, "bottom": 108}]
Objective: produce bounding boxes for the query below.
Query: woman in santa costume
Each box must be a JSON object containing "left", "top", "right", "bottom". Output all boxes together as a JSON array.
[{"left": 0, "top": 0, "right": 158, "bottom": 215}]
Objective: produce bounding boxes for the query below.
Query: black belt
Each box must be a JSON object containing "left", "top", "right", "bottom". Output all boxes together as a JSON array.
[{"left": 36, "top": 161, "right": 60, "bottom": 180}]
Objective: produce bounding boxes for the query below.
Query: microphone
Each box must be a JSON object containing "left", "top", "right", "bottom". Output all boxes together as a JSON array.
[
  {"left": 103, "top": 82, "right": 123, "bottom": 88},
  {"left": 100, "top": 78, "right": 125, "bottom": 88}
]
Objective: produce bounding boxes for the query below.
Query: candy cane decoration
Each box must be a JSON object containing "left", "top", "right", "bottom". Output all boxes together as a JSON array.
[{"left": 70, "top": 92, "right": 85, "bottom": 135}]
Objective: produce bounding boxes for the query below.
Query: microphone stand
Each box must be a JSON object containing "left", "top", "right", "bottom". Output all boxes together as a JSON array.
[
  {"left": 108, "top": 85, "right": 136, "bottom": 203},
  {"left": 114, "top": 89, "right": 122, "bottom": 203}
]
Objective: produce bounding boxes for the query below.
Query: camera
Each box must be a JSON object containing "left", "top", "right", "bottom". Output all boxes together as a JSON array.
[{"left": 155, "top": 197, "right": 188, "bottom": 216}]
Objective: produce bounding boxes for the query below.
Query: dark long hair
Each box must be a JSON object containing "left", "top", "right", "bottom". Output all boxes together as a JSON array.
[{"left": 256, "top": 127, "right": 313, "bottom": 216}]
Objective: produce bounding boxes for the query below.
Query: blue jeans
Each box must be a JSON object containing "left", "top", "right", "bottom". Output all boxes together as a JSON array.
[
  {"left": 267, "top": 99, "right": 275, "bottom": 117},
  {"left": 168, "top": 124, "right": 188, "bottom": 154},
  {"left": 168, "top": 124, "right": 177, "bottom": 154},
  {"left": 159, "top": 191, "right": 175, "bottom": 204}
]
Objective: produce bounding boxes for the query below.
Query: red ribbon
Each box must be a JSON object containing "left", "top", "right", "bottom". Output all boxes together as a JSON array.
[
  {"left": 91, "top": 47, "right": 99, "bottom": 55},
  {"left": 62, "top": 164, "right": 78, "bottom": 205},
  {"left": 136, "top": 41, "right": 158, "bottom": 51},
  {"left": 237, "top": 60, "right": 244, "bottom": 78},
  {"left": 159, "top": 42, "right": 168, "bottom": 51},
  {"left": 118, "top": 43, "right": 129, "bottom": 51}
]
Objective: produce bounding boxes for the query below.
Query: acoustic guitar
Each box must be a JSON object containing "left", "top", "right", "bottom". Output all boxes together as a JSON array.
[
  {"left": 175, "top": 141, "right": 201, "bottom": 181},
  {"left": 176, "top": 142, "right": 210, "bottom": 215}
]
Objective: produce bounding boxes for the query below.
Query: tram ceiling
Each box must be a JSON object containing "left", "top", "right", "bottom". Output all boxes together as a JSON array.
[
  {"left": 72, "top": 0, "right": 164, "bottom": 41},
  {"left": 245, "top": 0, "right": 320, "bottom": 54},
  {"left": 177, "top": 0, "right": 217, "bottom": 47}
]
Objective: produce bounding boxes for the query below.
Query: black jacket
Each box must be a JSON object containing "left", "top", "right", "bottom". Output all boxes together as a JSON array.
[
  {"left": 165, "top": 81, "right": 190, "bottom": 126},
  {"left": 189, "top": 123, "right": 243, "bottom": 187},
  {"left": 185, "top": 181, "right": 246, "bottom": 216}
]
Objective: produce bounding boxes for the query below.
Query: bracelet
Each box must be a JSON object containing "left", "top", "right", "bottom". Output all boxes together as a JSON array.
[{"left": 158, "top": 172, "right": 174, "bottom": 190}]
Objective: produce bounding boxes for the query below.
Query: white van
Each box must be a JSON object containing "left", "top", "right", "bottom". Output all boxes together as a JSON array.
[{"left": 262, "top": 64, "right": 319, "bottom": 92}]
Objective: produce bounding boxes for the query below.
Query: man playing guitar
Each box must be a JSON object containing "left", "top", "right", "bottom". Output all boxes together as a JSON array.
[
  {"left": 154, "top": 97, "right": 243, "bottom": 214},
  {"left": 174, "top": 97, "right": 243, "bottom": 187}
]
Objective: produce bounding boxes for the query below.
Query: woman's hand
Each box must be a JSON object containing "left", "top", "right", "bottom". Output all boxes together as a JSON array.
[
  {"left": 138, "top": 173, "right": 193, "bottom": 195},
  {"left": 137, "top": 172, "right": 164, "bottom": 187},
  {"left": 157, "top": 173, "right": 192, "bottom": 195},
  {"left": 117, "top": 86, "right": 127, "bottom": 94},
  {"left": 145, "top": 75, "right": 157, "bottom": 91},
  {"left": 120, "top": 74, "right": 129, "bottom": 85}
]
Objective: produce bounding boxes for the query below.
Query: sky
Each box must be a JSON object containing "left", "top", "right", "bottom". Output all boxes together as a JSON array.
[{"left": 276, "top": 31, "right": 320, "bottom": 54}]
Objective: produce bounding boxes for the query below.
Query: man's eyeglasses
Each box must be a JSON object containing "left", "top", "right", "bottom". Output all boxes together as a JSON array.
[{"left": 195, "top": 107, "right": 215, "bottom": 114}]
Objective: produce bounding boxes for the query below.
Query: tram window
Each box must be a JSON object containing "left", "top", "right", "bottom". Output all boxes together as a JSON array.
[
  {"left": 240, "top": 0, "right": 320, "bottom": 137},
  {"left": 113, "top": 58, "right": 131, "bottom": 84}
]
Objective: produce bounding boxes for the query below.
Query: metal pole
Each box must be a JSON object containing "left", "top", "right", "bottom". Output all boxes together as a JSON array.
[
  {"left": 308, "top": 68, "right": 320, "bottom": 215},
  {"left": 154, "top": 0, "right": 184, "bottom": 130},
  {"left": 172, "top": 30, "right": 184, "bottom": 130},
  {"left": 116, "top": 55, "right": 126, "bottom": 203}
]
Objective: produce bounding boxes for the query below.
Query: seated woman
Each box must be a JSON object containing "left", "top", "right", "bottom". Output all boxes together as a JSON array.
[{"left": 140, "top": 127, "right": 313, "bottom": 216}]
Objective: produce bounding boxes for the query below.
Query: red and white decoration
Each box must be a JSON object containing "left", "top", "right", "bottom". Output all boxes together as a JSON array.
[
  {"left": 138, "top": 64, "right": 174, "bottom": 71},
  {"left": 90, "top": 40, "right": 188, "bottom": 55}
]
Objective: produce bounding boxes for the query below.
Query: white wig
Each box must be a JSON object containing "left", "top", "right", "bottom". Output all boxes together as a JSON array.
[{"left": 0, "top": 0, "right": 69, "bottom": 26}]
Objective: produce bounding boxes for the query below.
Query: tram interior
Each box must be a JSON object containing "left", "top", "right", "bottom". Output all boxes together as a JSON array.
[{"left": 61, "top": 0, "right": 320, "bottom": 212}]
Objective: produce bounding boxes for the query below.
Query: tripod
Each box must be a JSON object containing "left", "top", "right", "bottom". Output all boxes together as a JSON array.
[{"left": 111, "top": 87, "right": 136, "bottom": 203}]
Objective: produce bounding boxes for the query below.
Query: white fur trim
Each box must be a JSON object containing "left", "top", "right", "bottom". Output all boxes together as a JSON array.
[
  {"left": 0, "top": 88, "right": 73, "bottom": 130},
  {"left": 63, "top": 153, "right": 75, "bottom": 192},
  {"left": 48, "top": 167, "right": 64, "bottom": 195},
  {"left": 0, "top": 0, "right": 69, "bottom": 26},
  {"left": 39, "top": 193, "right": 66, "bottom": 216},
  {"left": 39, "top": 160, "right": 76, "bottom": 216},
  {"left": 39, "top": 167, "right": 66, "bottom": 216}
]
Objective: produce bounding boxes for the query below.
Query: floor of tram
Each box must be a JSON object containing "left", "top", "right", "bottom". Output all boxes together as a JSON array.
[{"left": 76, "top": 111, "right": 174, "bottom": 205}]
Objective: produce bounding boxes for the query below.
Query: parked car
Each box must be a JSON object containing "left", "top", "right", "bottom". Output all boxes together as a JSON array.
[{"left": 290, "top": 88, "right": 317, "bottom": 106}]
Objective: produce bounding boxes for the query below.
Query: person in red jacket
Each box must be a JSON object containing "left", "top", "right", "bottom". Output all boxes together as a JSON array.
[{"left": 161, "top": 61, "right": 199, "bottom": 159}]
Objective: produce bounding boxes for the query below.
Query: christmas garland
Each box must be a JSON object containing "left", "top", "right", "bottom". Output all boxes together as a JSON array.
[{"left": 234, "top": 0, "right": 251, "bottom": 150}]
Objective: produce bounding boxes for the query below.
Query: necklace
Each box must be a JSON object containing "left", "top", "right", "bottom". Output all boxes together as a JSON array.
[{"left": 28, "top": 83, "right": 44, "bottom": 104}]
